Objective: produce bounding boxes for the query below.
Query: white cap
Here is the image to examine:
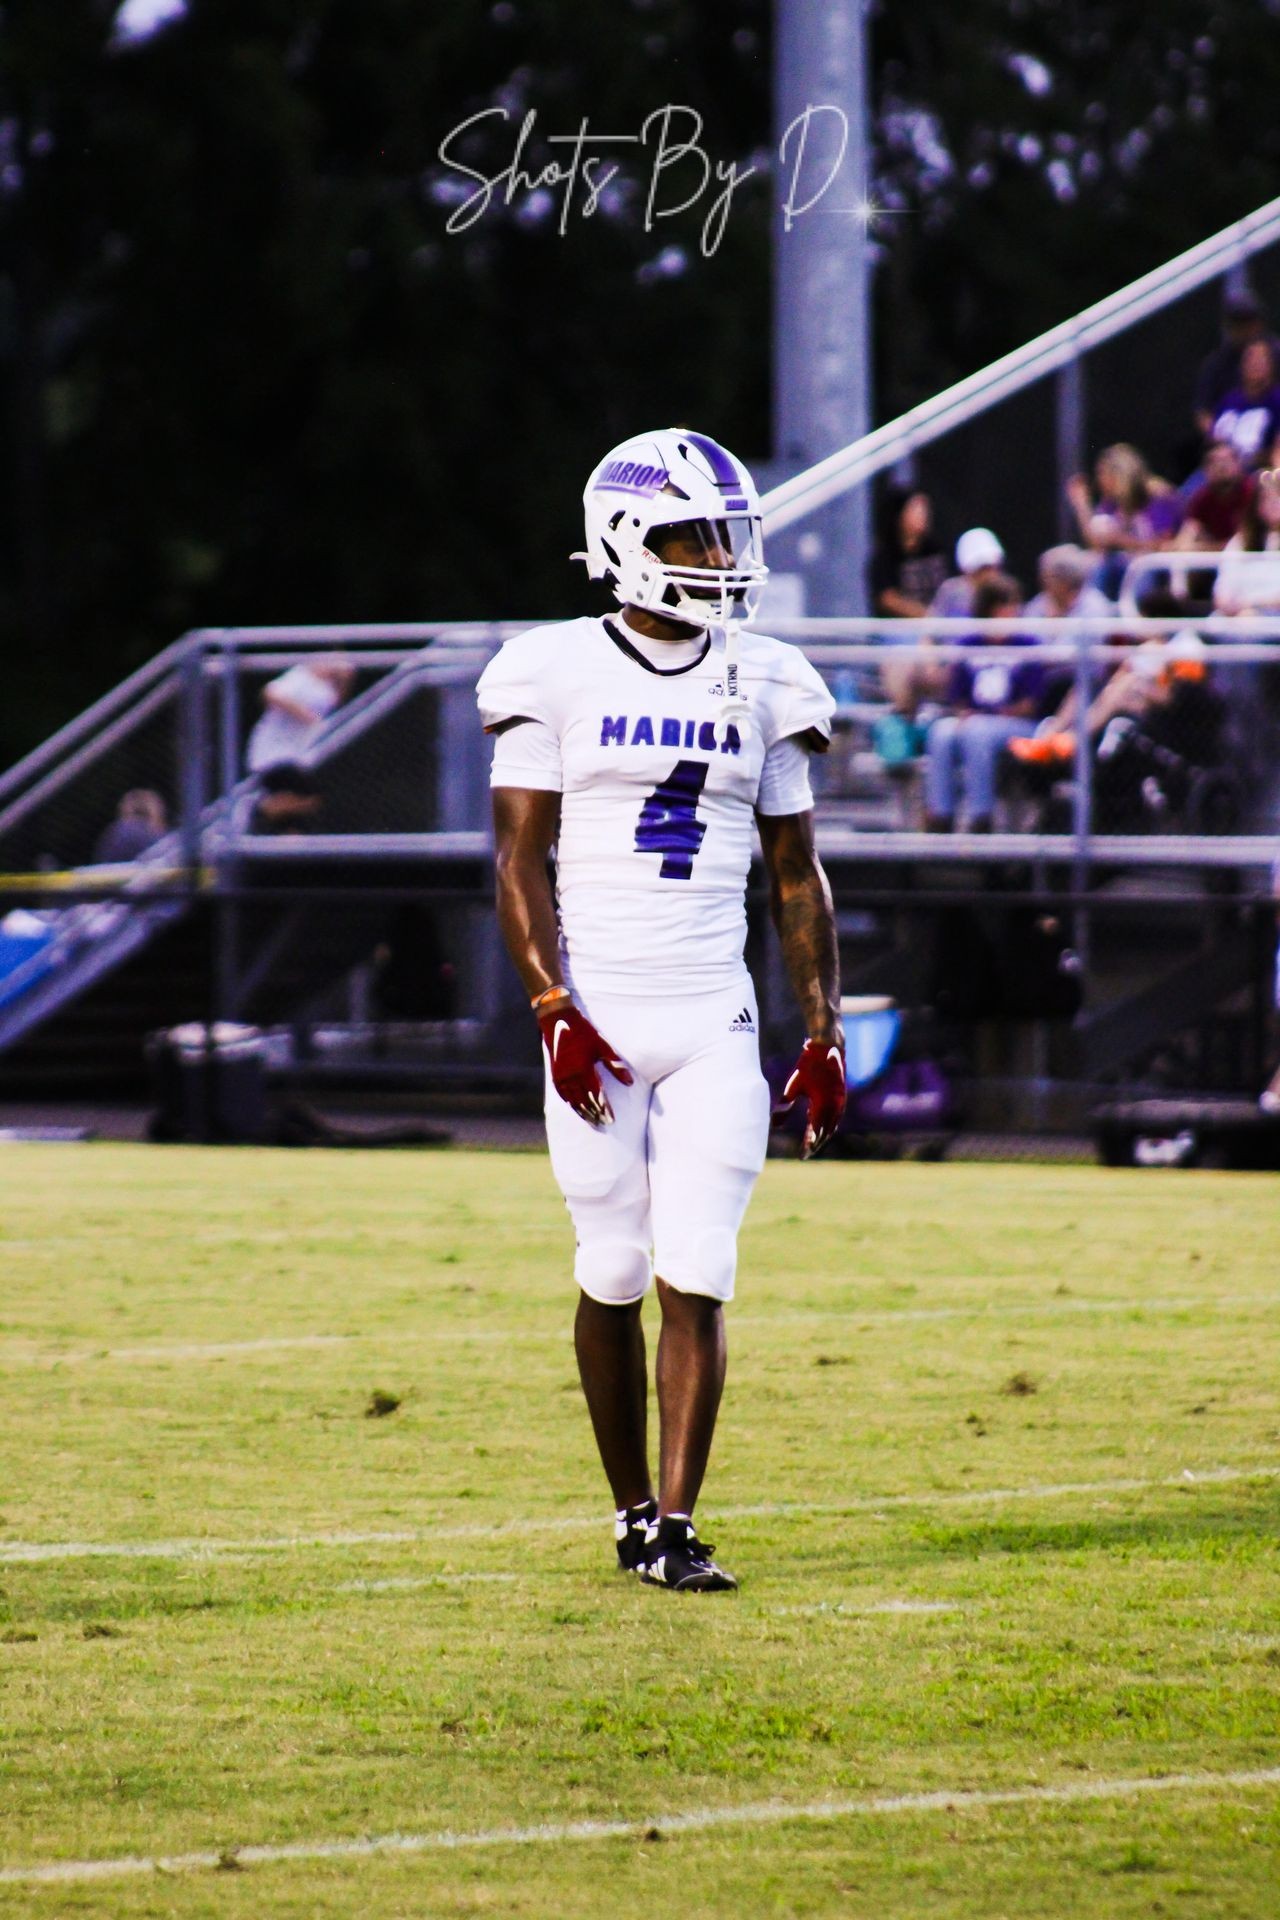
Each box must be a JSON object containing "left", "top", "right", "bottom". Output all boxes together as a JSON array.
[{"left": 955, "top": 527, "right": 1005, "bottom": 573}]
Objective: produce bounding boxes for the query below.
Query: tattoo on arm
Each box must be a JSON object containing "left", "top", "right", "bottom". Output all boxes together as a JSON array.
[
  {"left": 776, "top": 868, "right": 842, "bottom": 1045},
  {"left": 759, "top": 812, "right": 842, "bottom": 1046}
]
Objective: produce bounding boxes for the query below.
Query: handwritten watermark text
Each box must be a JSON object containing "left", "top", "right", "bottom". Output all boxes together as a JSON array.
[{"left": 435, "top": 104, "right": 869, "bottom": 257}]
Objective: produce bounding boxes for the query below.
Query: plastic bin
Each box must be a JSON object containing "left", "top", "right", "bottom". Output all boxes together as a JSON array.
[{"left": 147, "top": 1023, "right": 269, "bottom": 1144}]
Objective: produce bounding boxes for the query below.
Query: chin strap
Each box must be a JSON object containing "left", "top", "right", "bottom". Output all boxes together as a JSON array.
[{"left": 713, "top": 621, "right": 752, "bottom": 743}]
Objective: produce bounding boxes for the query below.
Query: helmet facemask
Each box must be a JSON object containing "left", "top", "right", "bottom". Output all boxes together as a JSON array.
[
  {"left": 576, "top": 432, "right": 769, "bottom": 634},
  {"left": 635, "top": 514, "right": 767, "bottom": 630}
]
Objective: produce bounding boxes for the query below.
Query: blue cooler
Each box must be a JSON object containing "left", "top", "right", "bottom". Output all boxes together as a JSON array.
[
  {"left": 840, "top": 995, "right": 901, "bottom": 1088},
  {"left": 0, "top": 919, "right": 58, "bottom": 1011}
]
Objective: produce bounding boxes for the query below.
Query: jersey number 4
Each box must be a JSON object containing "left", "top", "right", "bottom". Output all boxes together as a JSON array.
[{"left": 634, "top": 759, "right": 709, "bottom": 880}]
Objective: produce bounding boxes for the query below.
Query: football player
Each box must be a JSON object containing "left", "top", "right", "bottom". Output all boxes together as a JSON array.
[{"left": 477, "top": 429, "right": 845, "bottom": 1592}]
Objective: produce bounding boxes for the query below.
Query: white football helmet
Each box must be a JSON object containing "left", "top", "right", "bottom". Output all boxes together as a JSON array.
[{"left": 573, "top": 428, "right": 768, "bottom": 631}]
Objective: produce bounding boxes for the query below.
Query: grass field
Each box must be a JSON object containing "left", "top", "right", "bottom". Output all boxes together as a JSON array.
[{"left": 0, "top": 1144, "right": 1276, "bottom": 1918}]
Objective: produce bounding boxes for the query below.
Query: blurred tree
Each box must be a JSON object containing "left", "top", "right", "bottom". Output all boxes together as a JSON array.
[
  {"left": 870, "top": 1, "right": 1280, "bottom": 416},
  {"left": 0, "top": 0, "right": 772, "bottom": 759},
  {"left": 2, "top": 0, "right": 1280, "bottom": 759}
]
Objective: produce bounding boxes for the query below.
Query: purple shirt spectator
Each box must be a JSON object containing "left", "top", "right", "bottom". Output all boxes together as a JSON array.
[
  {"left": 1193, "top": 295, "right": 1280, "bottom": 435},
  {"left": 1142, "top": 492, "right": 1185, "bottom": 542},
  {"left": 948, "top": 638, "right": 1044, "bottom": 715},
  {"left": 1211, "top": 386, "right": 1280, "bottom": 466}
]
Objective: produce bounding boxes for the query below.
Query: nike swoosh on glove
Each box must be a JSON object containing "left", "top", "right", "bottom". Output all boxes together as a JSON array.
[
  {"left": 538, "top": 1003, "right": 634, "bottom": 1128},
  {"left": 778, "top": 1038, "right": 847, "bottom": 1159}
]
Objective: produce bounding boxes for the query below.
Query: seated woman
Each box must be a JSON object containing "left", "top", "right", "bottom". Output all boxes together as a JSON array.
[
  {"left": 924, "top": 575, "right": 1044, "bottom": 833},
  {"left": 1066, "top": 443, "right": 1181, "bottom": 601}
]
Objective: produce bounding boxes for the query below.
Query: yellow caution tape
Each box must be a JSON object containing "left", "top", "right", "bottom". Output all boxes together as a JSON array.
[{"left": 0, "top": 867, "right": 213, "bottom": 893}]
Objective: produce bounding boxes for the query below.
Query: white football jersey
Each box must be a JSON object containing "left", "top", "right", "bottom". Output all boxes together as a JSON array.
[{"left": 476, "top": 615, "right": 834, "bottom": 995}]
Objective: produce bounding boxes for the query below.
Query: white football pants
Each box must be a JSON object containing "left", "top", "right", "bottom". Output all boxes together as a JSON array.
[{"left": 543, "top": 976, "right": 772, "bottom": 1306}]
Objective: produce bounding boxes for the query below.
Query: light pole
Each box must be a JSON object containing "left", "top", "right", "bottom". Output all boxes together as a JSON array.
[{"left": 770, "top": 0, "right": 873, "bottom": 614}]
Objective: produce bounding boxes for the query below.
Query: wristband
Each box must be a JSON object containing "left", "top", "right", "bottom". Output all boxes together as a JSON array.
[{"left": 531, "top": 984, "right": 572, "bottom": 1014}]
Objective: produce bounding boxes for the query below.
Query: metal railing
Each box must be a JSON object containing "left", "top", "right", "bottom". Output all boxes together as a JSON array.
[
  {"left": 772, "top": 615, "right": 1280, "bottom": 876},
  {"left": 1115, "top": 547, "right": 1280, "bottom": 617},
  {"left": 2, "top": 617, "right": 1278, "bottom": 884},
  {"left": 0, "top": 624, "right": 526, "bottom": 1051},
  {"left": 0, "top": 637, "right": 190, "bottom": 817},
  {"left": 0, "top": 615, "right": 1276, "bottom": 1080},
  {"left": 761, "top": 193, "right": 1280, "bottom": 534},
  {"left": 0, "top": 624, "right": 527, "bottom": 876}
]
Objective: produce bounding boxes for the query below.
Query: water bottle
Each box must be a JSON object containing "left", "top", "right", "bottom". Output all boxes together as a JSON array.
[{"left": 831, "top": 668, "right": 858, "bottom": 712}]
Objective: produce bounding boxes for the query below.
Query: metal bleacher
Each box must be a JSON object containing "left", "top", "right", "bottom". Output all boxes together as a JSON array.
[
  {"left": 3, "top": 191, "right": 1280, "bottom": 1118},
  {"left": 0, "top": 627, "right": 507, "bottom": 1091},
  {"left": 0, "top": 613, "right": 1275, "bottom": 1122}
]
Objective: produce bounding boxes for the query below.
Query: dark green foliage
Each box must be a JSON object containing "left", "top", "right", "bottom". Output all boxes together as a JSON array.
[
  {"left": 872, "top": 2, "right": 1280, "bottom": 413},
  {"left": 0, "top": 0, "right": 772, "bottom": 757},
  {"left": 3, "top": 1, "right": 1280, "bottom": 758}
]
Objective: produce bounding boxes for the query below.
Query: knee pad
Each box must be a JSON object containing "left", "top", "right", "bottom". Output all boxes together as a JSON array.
[
  {"left": 574, "top": 1237, "right": 652, "bottom": 1306},
  {"left": 658, "top": 1226, "right": 738, "bottom": 1304}
]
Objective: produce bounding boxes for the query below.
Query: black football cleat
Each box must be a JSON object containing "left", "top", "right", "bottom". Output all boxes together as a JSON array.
[
  {"left": 615, "top": 1499, "right": 659, "bottom": 1572},
  {"left": 639, "top": 1515, "right": 738, "bottom": 1593}
]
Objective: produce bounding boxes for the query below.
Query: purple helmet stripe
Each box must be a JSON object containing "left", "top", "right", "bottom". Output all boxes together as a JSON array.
[{"left": 682, "top": 431, "right": 740, "bottom": 491}]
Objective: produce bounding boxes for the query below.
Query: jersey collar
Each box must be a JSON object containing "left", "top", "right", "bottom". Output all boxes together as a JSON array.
[{"left": 603, "top": 617, "right": 711, "bottom": 677}]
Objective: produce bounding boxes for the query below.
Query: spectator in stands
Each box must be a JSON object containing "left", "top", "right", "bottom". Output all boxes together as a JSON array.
[
  {"left": 249, "top": 762, "right": 324, "bottom": 834},
  {"left": 1177, "top": 437, "right": 1254, "bottom": 550},
  {"left": 1209, "top": 339, "right": 1280, "bottom": 470},
  {"left": 1193, "top": 291, "right": 1280, "bottom": 441},
  {"left": 1012, "top": 546, "right": 1113, "bottom": 745},
  {"left": 1006, "top": 634, "right": 1228, "bottom": 832},
  {"left": 1215, "top": 466, "right": 1280, "bottom": 614},
  {"left": 870, "top": 487, "right": 947, "bottom": 618},
  {"left": 873, "top": 487, "right": 951, "bottom": 717},
  {"left": 245, "top": 656, "right": 354, "bottom": 775},
  {"left": 1090, "top": 635, "right": 1228, "bottom": 830},
  {"left": 1011, "top": 631, "right": 1144, "bottom": 766},
  {"left": 1026, "top": 544, "right": 1115, "bottom": 625},
  {"left": 924, "top": 573, "right": 1044, "bottom": 833},
  {"left": 1066, "top": 444, "right": 1181, "bottom": 600},
  {"left": 91, "top": 789, "right": 168, "bottom": 863},
  {"left": 930, "top": 526, "right": 1007, "bottom": 618}
]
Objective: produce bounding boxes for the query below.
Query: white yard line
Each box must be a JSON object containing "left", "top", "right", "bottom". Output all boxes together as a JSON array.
[
  {"left": 349, "top": 1585, "right": 938, "bottom": 1608},
  {"left": 0, "top": 1334, "right": 353, "bottom": 1366},
  {"left": 1, "top": 1289, "right": 1276, "bottom": 1368},
  {"left": 107, "top": 1335, "right": 350, "bottom": 1362},
  {"left": 770, "top": 1600, "right": 960, "bottom": 1617},
  {"left": 2, "top": 1766, "right": 1277, "bottom": 1887},
  {"left": 736, "top": 1289, "right": 1280, "bottom": 1329},
  {"left": 334, "top": 1574, "right": 519, "bottom": 1592},
  {"left": 1, "top": 1464, "right": 1276, "bottom": 1565}
]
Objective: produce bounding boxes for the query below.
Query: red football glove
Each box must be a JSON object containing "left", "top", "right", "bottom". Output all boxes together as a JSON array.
[
  {"left": 778, "top": 1038, "right": 847, "bottom": 1159},
  {"left": 538, "top": 1001, "right": 634, "bottom": 1128}
]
